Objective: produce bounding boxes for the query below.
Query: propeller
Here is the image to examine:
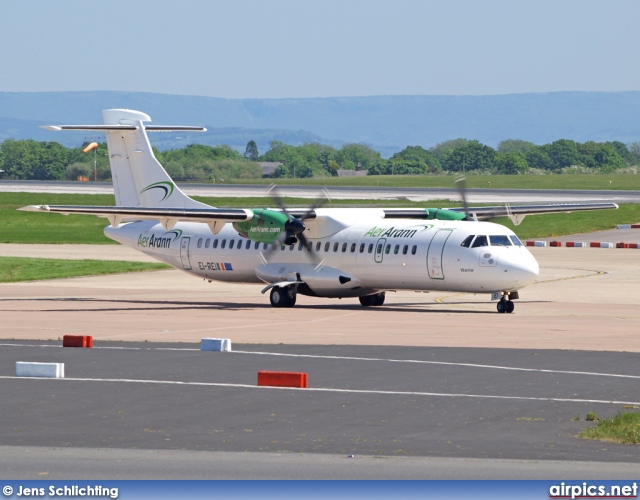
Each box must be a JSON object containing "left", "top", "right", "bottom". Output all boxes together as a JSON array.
[
  {"left": 262, "top": 185, "right": 329, "bottom": 263},
  {"left": 454, "top": 176, "right": 474, "bottom": 221}
]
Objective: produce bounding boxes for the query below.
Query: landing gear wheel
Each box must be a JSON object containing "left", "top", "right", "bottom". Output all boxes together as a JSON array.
[
  {"left": 497, "top": 298, "right": 515, "bottom": 314},
  {"left": 270, "top": 286, "right": 297, "bottom": 308},
  {"left": 359, "top": 295, "right": 375, "bottom": 307},
  {"left": 359, "top": 292, "right": 386, "bottom": 307}
]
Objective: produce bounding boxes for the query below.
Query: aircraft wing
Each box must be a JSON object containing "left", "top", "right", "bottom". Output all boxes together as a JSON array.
[
  {"left": 19, "top": 204, "right": 253, "bottom": 233},
  {"left": 382, "top": 202, "right": 619, "bottom": 225}
]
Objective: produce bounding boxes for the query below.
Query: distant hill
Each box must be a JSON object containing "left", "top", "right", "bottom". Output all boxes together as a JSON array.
[{"left": 2, "top": 91, "right": 640, "bottom": 157}]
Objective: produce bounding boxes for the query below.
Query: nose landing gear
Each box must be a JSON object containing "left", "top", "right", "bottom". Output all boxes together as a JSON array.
[
  {"left": 496, "top": 297, "right": 514, "bottom": 313},
  {"left": 496, "top": 291, "right": 516, "bottom": 314}
]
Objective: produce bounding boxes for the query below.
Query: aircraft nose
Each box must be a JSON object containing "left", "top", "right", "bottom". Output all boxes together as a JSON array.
[{"left": 506, "top": 251, "right": 539, "bottom": 286}]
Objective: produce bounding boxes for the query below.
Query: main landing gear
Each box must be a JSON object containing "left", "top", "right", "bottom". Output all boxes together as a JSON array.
[
  {"left": 270, "top": 285, "right": 297, "bottom": 308},
  {"left": 496, "top": 296, "right": 515, "bottom": 314},
  {"left": 359, "top": 292, "right": 386, "bottom": 307}
]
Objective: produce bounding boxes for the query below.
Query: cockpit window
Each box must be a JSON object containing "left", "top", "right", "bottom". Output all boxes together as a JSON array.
[
  {"left": 489, "top": 235, "right": 512, "bottom": 246},
  {"left": 509, "top": 235, "right": 523, "bottom": 246},
  {"left": 471, "top": 235, "right": 488, "bottom": 248},
  {"left": 460, "top": 235, "right": 475, "bottom": 248}
]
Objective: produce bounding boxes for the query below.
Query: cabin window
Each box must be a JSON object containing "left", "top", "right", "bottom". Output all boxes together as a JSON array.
[
  {"left": 307, "top": 242, "right": 313, "bottom": 251},
  {"left": 385, "top": 244, "right": 391, "bottom": 254},
  {"left": 411, "top": 245, "right": 417, "bottom": 255},
  {"left": 229, "top": 239, "right": 235, "bottom": 249},
  {"left": 342, "top": 242, "right": 347, "bottom": 252},
  {"left": 204, "top": 239, "right": 210, "bottom": 249},
  {"left": 351, "top": 243, "right": 356, "bottom": 253},
  {"left": 237, "top": 239, "right": 243, "bottom": 249},
  {"left": 509, "top": 235, "right": 523, "bottom": 246},
  {"left": 246, "top": 240, "right": 252, "bottom": 250},
  {"left": 213, "top": 239, "right": 219, "bottom": 249},
  {"left": 460, "top": 235, "right": 474, "bottom": 248},
  {"left": 393, "top": 244, "right": 400, "bottom": 255},
  {"left": 368, "top": 243, "right": 374, "bottom": 254},
  {"left": 376, "top": 243, "right": 383, "bottom": 254},
  {"left": 359, "top": 243, "right": 365, "bottom": 253},
  {"left": 325, "top": 242, "right": 330, "bottom": 252},
  {"left": 471, "top": 235, "right": 488, "bottom": 248},
  {"left": 316, "top": 242, "right": 321, "bottom": 252},
  {"left": 290, "top": 244, "right": 295, "bottom": 251},
  {"left": 298, "top": 242, "right": 304, "bottom": 251},
  {"left": 402, "top": 244, "right": 408, "bottom": 255},
  {"left": 221, "top": 239, "right": 226, "bottom": 249},
  {"left": 197, "top": 238, "right": 203, "bottom": 248},
  {"left": 333, "top": 242, "right": 339, "bottom": 252},
  {"left": 490, "top": 235, "right": 512, "bottom": 246}
]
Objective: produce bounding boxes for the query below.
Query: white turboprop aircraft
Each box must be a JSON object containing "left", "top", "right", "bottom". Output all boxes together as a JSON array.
[{"left": 22, "top": 109, "right": 618, "bottom": 313}]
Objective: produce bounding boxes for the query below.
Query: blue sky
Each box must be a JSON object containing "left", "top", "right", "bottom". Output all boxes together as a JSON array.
[{"left": 2, "top": 0, "right": 640, "bottom": 99}]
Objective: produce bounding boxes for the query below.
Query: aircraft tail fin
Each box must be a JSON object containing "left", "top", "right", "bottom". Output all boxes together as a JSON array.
[{"left": 43, "top": 109, "right": 209, "bottom": 209}]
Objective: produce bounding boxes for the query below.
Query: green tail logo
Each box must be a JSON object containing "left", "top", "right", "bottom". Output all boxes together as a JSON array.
[{"left": 140, "top": 181, "right": 175, "bottom": 202}]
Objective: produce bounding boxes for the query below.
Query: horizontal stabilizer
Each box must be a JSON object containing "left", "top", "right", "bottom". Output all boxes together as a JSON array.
[{"left": 41, "top": 125, "right": 206, "bottom": 132}]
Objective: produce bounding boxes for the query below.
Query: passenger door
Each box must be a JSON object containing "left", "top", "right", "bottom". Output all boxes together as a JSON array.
[
  {"left": 427, "top": 229, "right": 453, "bottom": 280},
  {"left": 180, "top": 237, "right": 192, "bottom": 270}
]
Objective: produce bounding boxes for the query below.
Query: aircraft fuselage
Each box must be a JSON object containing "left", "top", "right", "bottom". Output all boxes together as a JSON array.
[{"left": 105, "top": 211, "right": 539, "bottom": 299}]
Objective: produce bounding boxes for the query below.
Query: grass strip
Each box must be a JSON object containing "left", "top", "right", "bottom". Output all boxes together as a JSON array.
[
  {"left": 578, "top": 411, "right": 640, "bottom": 444},
  {"left": 0, "top": 257, "right": 170, "bottom": 283}
]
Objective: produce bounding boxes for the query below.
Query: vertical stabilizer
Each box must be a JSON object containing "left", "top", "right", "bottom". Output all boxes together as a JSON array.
[{"left": 102, "top": 109, "right": 209, "bottom": 209}]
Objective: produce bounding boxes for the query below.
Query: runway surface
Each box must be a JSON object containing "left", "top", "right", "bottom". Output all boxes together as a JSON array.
[
  {"left": 2, "top": 341, "right": 640, "bottom": 479},
  {"left": 2, "top": 234, "right": 640, "bottom": 478},
  {"left": 2, "top": 179, "right": 639, "bottom": 204}
]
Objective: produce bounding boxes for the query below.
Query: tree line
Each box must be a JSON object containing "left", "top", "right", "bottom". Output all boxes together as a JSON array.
[{"left": 1, "top": 136, "right": 640, "bottom": 181}]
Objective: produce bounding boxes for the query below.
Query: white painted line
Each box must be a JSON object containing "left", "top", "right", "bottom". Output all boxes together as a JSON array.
[
  {"left": 3, "top": 343, "right": 640, "bottom": 381},
  {"left": 1, "top": 375, "right": 638, "bottom": 406},
  {"left": 232, "top": 350, "right": 640, "bottom": 381}
]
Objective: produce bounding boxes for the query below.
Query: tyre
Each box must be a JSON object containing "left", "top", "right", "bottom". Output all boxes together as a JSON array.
[
  {"left": 373, "top": 292, "right": 386, "bottom": 306},
  {"left": 359, "top": 295, "right": 376, "bottom": 307},
  {"left": 270, "top": 287, "right": 285, "bottom": 307}
]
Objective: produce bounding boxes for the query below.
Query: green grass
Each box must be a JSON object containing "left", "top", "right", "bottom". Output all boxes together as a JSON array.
[
  {"left": 0, "top": 257, "right": 170, "bottom": 283},
  {"left": 1, "top": 193, "right": 117, "bottom": 244},
  {"left": 226, "top": 173, "right": 640, "bottom": 191},
  {"left": 578, "top": 411, "right": 640, "bottom": 444},
  {"left": 2, "top": 191, "right": 639, "bottom": 245}
]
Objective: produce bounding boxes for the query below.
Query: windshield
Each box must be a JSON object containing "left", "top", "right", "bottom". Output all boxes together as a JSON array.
[{"left": 489, "top": 235, "right": 512, "bottom": 246}]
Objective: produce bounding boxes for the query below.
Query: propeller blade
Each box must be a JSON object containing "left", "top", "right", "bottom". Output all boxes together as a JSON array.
[
  {"left": 261, "top": 184, "right": 325, "bottom": 264},
  {"left": 454, "top": 176, "right": 475, "bottom": 221},
  {"left": 300, "top": 188, "right": 330, "bottom": 221}
]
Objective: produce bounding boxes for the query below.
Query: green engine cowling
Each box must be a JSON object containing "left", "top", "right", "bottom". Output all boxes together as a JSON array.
[
  {"left": 233, "top": 209, "right": 289, "bottom": 244},
  {"left": 425, "top": 208, "right": 467, "bottom": 221}
]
